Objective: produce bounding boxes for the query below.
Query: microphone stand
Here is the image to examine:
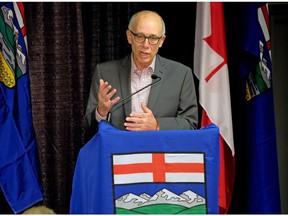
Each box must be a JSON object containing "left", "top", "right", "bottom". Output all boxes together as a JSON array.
[{"left": 106, "top": 75, "right": 161, "bottom": 122}]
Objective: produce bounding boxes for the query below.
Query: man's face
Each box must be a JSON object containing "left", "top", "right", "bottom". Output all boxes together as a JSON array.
[{"left": 126, "top": 13, "right": 166, "bottom": 70}]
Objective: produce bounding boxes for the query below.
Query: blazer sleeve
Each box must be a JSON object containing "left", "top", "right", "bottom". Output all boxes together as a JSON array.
[{"left": 84, "top": 64, "right": 101, "bottom": 136}]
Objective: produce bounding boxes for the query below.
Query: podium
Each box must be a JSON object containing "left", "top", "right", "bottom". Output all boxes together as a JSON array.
[{"left": 70, "top": 122, "right": 220, "bottom": 214}]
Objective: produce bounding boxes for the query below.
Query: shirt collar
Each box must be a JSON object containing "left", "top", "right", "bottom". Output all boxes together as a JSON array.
[{"left": 131, "top": 54, "right": 156, "bottom": 73}]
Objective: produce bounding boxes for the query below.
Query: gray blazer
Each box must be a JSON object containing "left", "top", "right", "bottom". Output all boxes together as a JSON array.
[{"left": 84, "top": 54, "right": 198, "bottom": 133}]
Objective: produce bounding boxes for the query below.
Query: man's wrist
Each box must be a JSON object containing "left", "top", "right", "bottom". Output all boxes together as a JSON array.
[
  {"left": 95, "top": 106, "right": 107, "bottom": 122},
  {"left": 97, "top": 106, "right": 108, "bottom": 117}
]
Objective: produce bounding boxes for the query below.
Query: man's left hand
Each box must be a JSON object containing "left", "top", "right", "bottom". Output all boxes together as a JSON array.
[{"left": 124, "top": 103, "right": 159, "bottom": 131}]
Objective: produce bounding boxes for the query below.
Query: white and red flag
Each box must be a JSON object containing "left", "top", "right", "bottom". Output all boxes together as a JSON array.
[
  {"left": 113, "top": 153, "right": 205, "bottom": 184},
  {"left": 194, "top": 2, "right": 235, "bottom": 213}
]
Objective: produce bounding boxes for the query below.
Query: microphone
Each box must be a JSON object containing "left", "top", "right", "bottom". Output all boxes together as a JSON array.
[{"left": 106, "top": 74, "right": 161, "bottom": 122}]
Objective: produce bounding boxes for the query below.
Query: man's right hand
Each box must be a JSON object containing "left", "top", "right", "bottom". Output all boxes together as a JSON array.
[{"left": 97, "top": 79, "right": 120, "bottom": 117}]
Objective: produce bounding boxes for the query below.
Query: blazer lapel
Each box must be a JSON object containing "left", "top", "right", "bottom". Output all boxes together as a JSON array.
[
  {"left": 119, "top": 56, "right": 132, "bottom": 117},
  {"left": 148, "top": 55, "right": 165, "bottom": 111}
]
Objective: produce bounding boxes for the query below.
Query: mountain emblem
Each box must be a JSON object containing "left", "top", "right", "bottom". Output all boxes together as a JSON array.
[{"left": 115, "top": 188, "right": 206, "bottom": 214}]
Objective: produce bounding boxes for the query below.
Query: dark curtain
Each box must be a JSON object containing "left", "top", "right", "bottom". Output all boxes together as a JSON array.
[{"left": 24, "top": 2, "right": 87, "bottom": 214}]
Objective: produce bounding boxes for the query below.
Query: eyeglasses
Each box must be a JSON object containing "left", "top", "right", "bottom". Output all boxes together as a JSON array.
[{"left": 128, "top": 30, "right": 162, "bottom": 45}]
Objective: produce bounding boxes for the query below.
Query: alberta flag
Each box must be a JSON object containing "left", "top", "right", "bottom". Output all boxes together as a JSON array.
[
  {"left": 70, "top": 122, "right": 220, "bottom": 214},
  {"left": 238, "top": 3, "right": 281, "bottom": 213},
  {"left": 0, "top": 2, "right": 43, "bottom": 213}
]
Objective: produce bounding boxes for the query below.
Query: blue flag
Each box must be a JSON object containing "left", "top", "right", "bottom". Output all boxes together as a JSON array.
[
  {"left": 0, "top": 2, "right": 43, "bottom": 213},
  {"left": 70, "top": 122, "right": 220, "bottom": 214},
  {"left": 238, "top": 3, "right": 281, "bottom": 213}
]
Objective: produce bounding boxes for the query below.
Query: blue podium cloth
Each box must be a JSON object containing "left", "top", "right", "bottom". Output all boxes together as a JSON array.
[{"left": 70, "top": 122, "right": 219, "bottom": 214}]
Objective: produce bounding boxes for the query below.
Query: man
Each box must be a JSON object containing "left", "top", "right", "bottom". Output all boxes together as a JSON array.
[{"left": 85, "top": 10, "right": 198, "bottom": 134}]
